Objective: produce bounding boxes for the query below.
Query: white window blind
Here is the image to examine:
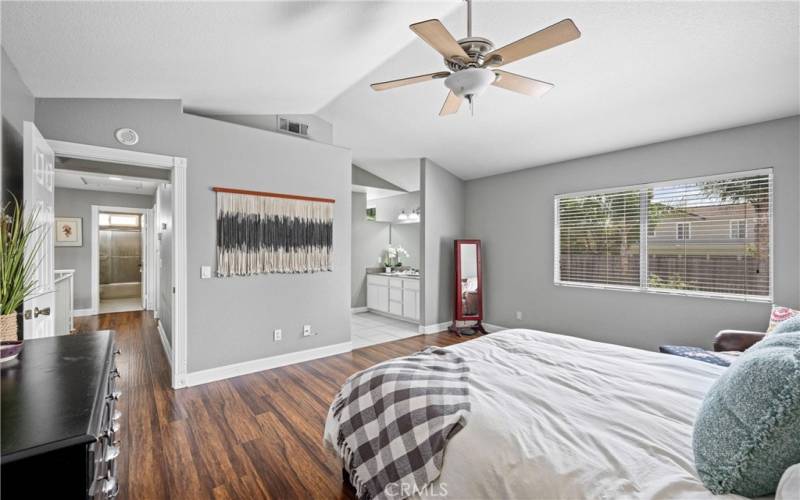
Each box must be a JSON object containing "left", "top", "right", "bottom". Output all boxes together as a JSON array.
[{"left": 555, "top": 169, "right": 772, "bottom": 301}]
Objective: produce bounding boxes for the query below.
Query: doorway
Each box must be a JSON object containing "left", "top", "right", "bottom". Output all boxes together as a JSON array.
[
  {"left": 93, "top": 208, "right": 147, "bottom": 314},
  {"left": 48, "top": 138, "right": 188, "bottom": 389}
]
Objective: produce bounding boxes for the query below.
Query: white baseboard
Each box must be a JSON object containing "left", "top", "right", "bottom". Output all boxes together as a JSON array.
[
  {"left": 73, "top": 308, "right": 97, "bottom": 317},
  {"left": 157, "top": 320, "right": 172, "bottom": 368},
  {"left": 483, "top": 323, "right": 509, "bottom": 333},
  {"left": 184, "top": 340, "right": 353, "bottom": 388},
  {"left": 418, "top": 322, "right": 450, "bottom": 335},
  {"left": 351, "top": 306, "right": 368, "bottom": 313}
]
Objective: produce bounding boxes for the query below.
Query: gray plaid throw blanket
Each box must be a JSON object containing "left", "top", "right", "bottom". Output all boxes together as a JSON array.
[{"left": 328, "top": 348, "right": 470, "bottom": 500}]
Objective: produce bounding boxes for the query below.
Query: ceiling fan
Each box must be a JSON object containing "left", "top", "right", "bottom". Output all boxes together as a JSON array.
[{"left": 370, "top": 0, "right": 580, "bottom": 116}]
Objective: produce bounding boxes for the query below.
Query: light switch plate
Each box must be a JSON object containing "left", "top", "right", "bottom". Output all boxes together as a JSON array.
[
  {"left": 303, "top": 325, "right": 312, "bottom": 337},
  {"left": 200, "top": 266, "right": 211, "bottom": 279}
]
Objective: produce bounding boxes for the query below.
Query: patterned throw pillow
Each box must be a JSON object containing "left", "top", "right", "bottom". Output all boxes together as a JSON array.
[
  {"left": 767, "top": 305, "right": 800, "bottom": 333},
  {"left": 693, "top": 332, "right": 800, "bottom": 496}
]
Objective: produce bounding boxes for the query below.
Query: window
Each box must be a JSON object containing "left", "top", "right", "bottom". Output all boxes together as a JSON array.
[
  {"left": 730, "top": 219, "right": 746, "bottom": 239},
  {"left": 676, "top": 222, "right": 691, "bottom": 240},
  {"left": 99, "top": 213, "right": 140, "bottom": 228},
  {"left": 366, "top": 207, "right": 376, "bottom": 221},
  {"left": 555, "top": 169, "right": 772, "bottom": 301}
]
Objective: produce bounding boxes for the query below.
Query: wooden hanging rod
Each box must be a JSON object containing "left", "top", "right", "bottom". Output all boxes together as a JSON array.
[{"left": 212, "top": 186, "right": 335, "bottom": 204}]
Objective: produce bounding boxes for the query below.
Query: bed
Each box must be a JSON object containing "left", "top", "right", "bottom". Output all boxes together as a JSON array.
[{"left": 325, "top": 328, "right": 769, "bottom": 499}]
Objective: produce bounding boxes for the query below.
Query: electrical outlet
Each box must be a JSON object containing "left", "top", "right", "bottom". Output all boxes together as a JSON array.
[
  {"left": 200, "top": 265, "right": 211, "bottom": 279},
  {"left": 515, "top": 311, "right": 522, "bottom": 320},
  {"left": 273, "top": 329, "right": 282, "bottom": 342},
  {"left": 303, "top": 325, "right": 312, "bottom": 337}
]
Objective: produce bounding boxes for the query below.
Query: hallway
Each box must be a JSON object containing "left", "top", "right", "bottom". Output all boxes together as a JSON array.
[{"left": 75, "top": 311, "right": 467, "bottom": 499}]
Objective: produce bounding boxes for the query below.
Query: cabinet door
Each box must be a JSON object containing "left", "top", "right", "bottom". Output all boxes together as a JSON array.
[
  {"left": 377, "top": 286, "right": 389, "bottom": 312},
  {"left": 367, "top": 284, "right": 379, "bottom": 310},
  {"left": 403, "top": 290, "right": 419, "bottom": 320}
]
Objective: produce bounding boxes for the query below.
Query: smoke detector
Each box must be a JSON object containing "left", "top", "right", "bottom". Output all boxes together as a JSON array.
[{"left": 114, "top": 128, "right": 139, "bottom": 146}]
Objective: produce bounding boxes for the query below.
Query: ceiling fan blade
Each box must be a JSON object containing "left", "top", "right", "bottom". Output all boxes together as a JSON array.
[
  {"left": 370, "top": 71, "right": 450, "bottom": 91},
  {"left": 484, "top": 18, "right": 580, "bottom": 67},
  {"left": 410, "top": 19, "right": 470, "bottom": 62},
  {"left": 492, "top": 70, "right": 554, "bottom": 97},
  {"left": 439, "top": 91, "right": 462, "bottom": 116}
]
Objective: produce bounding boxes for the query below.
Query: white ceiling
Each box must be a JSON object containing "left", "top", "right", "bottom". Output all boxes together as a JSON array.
[
  {"left": 55, "top": 169, "right": 161, "bottom": 196},
  {"left": 1, "top": 1, "right": 456, "bottom": 114},
  {"left": 4, "top": 2, "right": 798, "bottom": 181},
  {"left": 319, "top": 1, "right": 800, "bottom": 179}
]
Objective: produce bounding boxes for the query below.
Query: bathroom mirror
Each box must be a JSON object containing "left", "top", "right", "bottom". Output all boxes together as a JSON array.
[{"left": 449, "top": 239, "right": 487, "bottom": 335}]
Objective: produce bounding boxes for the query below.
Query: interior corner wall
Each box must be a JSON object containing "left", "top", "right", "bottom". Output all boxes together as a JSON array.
[
  {"left": 464, "top": 116, "right": 800, "bottom": 351},
  {"left": 156, "top": 183, "right": 173, "bottom": 346},
  {"left": 54, "top": 187, "right": 155, "bottom": 310},
  {"left": 351, "top": 191, "right": 390, "bottom": 308},
  {"left": 34, "top": 98, "right": 352, "bottom": 373},
  {"left": 1, "top": 48, "right": 35, "bottom": 208},
  {"left": 421, "top": 158, "right": 465, "bottom": 327}
]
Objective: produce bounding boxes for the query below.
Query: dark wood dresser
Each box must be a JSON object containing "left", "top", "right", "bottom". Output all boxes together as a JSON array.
[{"left": 1, "top": 331, "right": 121, "bottom": 499}]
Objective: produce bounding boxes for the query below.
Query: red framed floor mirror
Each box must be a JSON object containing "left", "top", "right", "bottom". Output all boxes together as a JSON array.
[{"left": 449, "top": 239, "right": 488, "bottom": 336}]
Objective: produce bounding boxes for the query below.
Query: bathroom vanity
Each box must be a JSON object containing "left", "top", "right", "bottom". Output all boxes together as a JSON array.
[{"left": 366, "top": 273, "right": 420, "bottom": 323}]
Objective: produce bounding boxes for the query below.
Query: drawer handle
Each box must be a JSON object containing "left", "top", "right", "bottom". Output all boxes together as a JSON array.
[
  {"left": 113, "top": 409, "right": 122, "bottom": 421},
  {"left": 104, "top": 445, "right": 120, "bottom": 462},
  {"left": 107, "top": 390, "right": 122, "bottom": 401}
]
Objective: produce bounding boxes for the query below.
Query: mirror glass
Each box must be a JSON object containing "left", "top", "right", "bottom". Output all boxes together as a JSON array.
[{"left": 460, "top": 243, "right": 479, "bottom": 316}]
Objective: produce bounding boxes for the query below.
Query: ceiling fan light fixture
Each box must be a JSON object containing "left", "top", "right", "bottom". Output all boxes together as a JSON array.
[{"left": 444, "top": 67, "right": 496, "bottom": 98}]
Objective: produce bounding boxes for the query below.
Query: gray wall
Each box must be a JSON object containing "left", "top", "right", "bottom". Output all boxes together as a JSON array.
[
  {"left": 465, "top": 116, "right": 800, "bottom": 350},
  {"left": 1, "top": 48, "right": 34, "bottom": 207},
  {"left": 156, "top": 183, "right": 173, "bottom": 346},
  {"left": 36, "top": 98, "right": 352, "bottom": 372},
  {"left": 351, "top": 191, "right": 390, "bottom": 308},
  {"left": 421, "top": 158, "right": 465, "bottom": 326},
  {"left": 54, "top": 187, "right": 154, "bottom": 310},
  {"left": 196, "top": 113, "right": 334, "bottom": 145}
]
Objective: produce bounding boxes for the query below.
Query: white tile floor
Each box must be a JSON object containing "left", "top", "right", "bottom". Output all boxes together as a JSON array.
[
  {"left": 99, "top": 297, "right": 143, "bottom": 314},
  {"left": 351, "top": 312, "right": 419, "bottom": 349}
]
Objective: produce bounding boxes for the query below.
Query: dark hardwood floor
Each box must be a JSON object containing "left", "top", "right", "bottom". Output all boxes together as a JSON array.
[{"left": 75, "top": 311, "right": 471, "bottom": 500}]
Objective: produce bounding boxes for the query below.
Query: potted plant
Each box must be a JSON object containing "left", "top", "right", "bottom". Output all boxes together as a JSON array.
[{"left": 1, "top": 196, "right": 42, "bottom": 343}]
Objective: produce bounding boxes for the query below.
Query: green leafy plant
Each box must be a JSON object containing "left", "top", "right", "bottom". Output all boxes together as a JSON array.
[{"left": 1, "top": 196, "right": 43, "bottom": 315}]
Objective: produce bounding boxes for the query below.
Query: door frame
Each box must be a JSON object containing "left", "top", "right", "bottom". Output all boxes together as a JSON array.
[
  {"left": 90, "top": 205, "right": 150, "bottom": 314},
  {"left": 49, "top": 139, "right": 188, "bottom": 389}
]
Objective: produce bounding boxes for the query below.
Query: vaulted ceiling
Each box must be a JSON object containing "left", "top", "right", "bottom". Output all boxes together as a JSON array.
[{"left": 3, "top": 1, "right": 798, "bottom": 180}]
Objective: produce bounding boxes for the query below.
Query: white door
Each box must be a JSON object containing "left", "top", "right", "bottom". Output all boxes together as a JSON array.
[{"left": 22, "top": 121, "right": 56, "bottom": 339}]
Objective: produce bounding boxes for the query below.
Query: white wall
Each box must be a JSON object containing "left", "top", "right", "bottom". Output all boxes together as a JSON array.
[
  {"left": 54, "top": 187, "right": 154, "bottom": 310},
  {"left": 35, "top": 98, "right": 352, "bottom": 373},
  {"left": 465, "top": 116, "right": 800, "bottom": 350}
]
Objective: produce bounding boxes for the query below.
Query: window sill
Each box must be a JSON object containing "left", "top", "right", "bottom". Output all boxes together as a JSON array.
[{"left": 553, "top": 280, "right": 772, "bottom": 303}]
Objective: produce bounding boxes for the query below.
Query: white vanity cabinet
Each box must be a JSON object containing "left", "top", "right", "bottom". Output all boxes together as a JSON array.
[{"left": 366, "top": 274, "right": 419, "bottom": 323}]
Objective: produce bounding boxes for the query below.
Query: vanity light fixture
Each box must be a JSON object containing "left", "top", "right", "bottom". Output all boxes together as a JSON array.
[{"left": 398, "top": 210, "right": 409, "bottom": 221}]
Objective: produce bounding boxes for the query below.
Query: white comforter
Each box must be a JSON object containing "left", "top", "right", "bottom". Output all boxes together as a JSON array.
[{"left": 326, "top": 329, "right": 762, "bottom": 499}]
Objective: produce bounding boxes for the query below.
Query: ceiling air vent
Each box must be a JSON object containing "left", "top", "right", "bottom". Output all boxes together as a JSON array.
[{"left": 277, "top": 117, "right": 309, "bottom": 138}]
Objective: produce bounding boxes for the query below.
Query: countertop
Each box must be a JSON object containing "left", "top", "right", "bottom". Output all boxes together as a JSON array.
[{"left": 367, "top": 271, "right": 420, "bottom": 280}]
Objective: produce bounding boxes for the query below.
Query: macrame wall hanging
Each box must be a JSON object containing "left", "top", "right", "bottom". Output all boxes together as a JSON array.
[{"left": 214, "top": 187, "right": 334, "bottom": 277}]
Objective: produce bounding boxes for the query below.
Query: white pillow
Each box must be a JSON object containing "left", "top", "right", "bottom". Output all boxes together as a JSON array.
[{"left": 776, "top": 464, "right": 800, "bottom": 500}]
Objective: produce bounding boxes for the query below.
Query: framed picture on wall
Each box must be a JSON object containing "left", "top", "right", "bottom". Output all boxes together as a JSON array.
[{"left": 54, "top": 217, "right": 82, "bottom": 247}]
